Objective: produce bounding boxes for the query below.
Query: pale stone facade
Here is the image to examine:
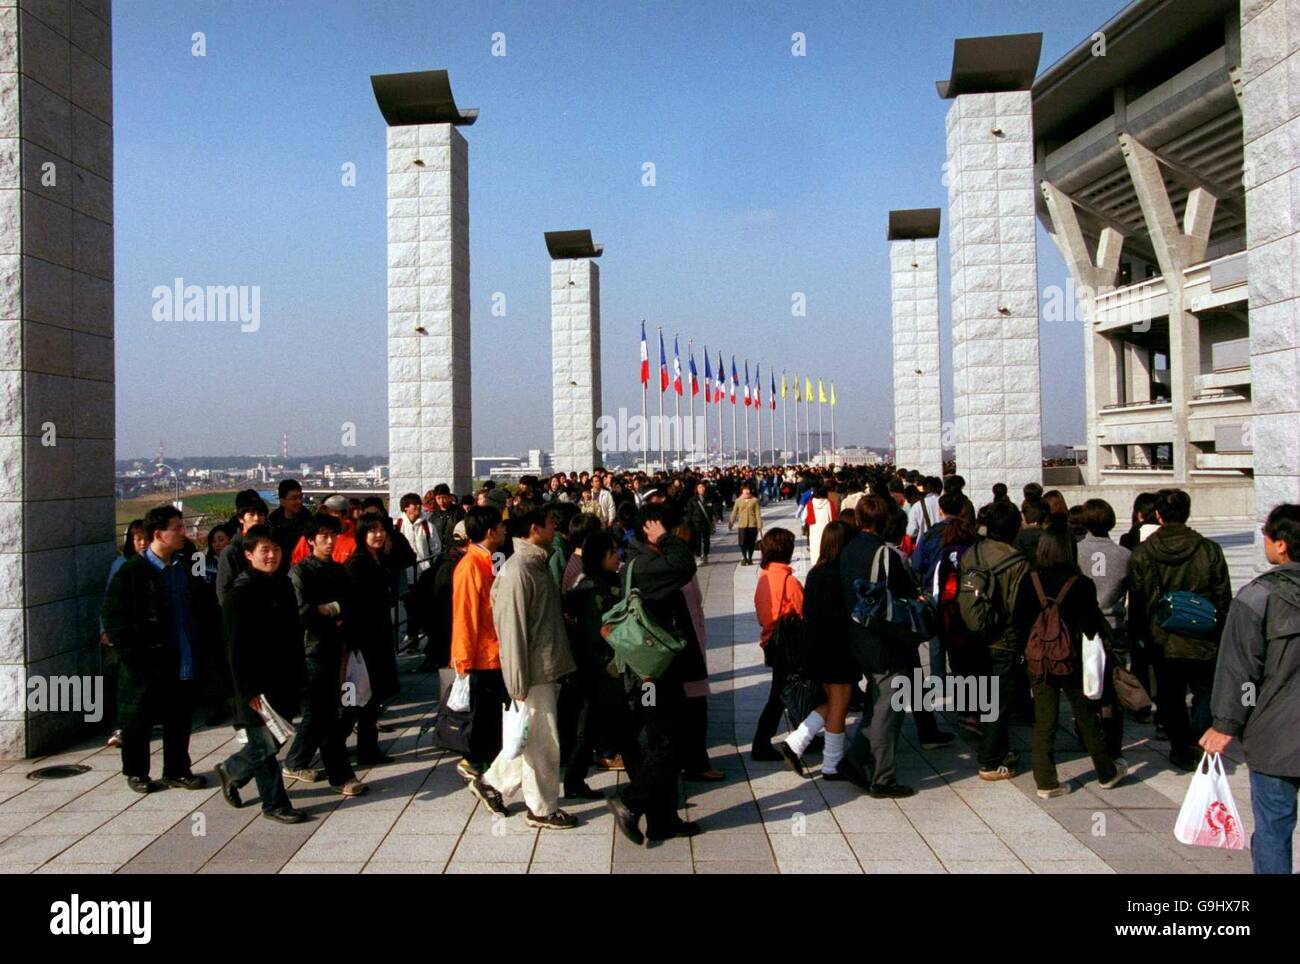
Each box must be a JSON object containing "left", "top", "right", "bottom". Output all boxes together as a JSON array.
[
  {"left": 551, "top": 257, "right": 601, "bottom": 475},
  {"left": 385, "top": 123, "right": 472, "bottom": 503},
  {"left": 890, "top": 238, "right": 944, "bottom": 477},
  {"left": 1240, "top": 0, "right": 1300, "bottom": 541},
  {"left": 945, "top": 90, "right": 1043, "bottom": 498},
  {"left": 0, "top": 0, "right": 116, "bottom": 758}
]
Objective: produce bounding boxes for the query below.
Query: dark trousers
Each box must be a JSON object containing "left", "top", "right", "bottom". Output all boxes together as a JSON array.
[
  {"left": 1155, "top": 655, "right": 1215, "bottom": 757},
  {"left": 343, "top": 699, "right": 382, "bottom": 759},
  {"left": 680, "top": 694, "right": 712, "bottom": 774},
  {"left": 753, "top": 666, "right": 787, "bottom": 750},
  {"left": 466, "top": 668, "right": 507, "bottom": 771},
  {"left": 977, "top": 650, "right": 1020, "bottom": 772},
  {"left": 118, "top": 667, "right": 195, "bottom": 781},
  {"left": 620, "top": 680, "right": 685, "bottom": 835},
  {"left": 562, "top": 672, "right": 628, "bottom": 791},
  {"left": 284, "top": 654, "right": 355, "bottom": 786},
  {"left": 843, "top": 671, "right": 905, "bottom": 787},
  {"left": 699, "top": 530, "right": 711, "bottom": 560},
  {"left": 1031, "top": 680, "right": 1118, "bottom": 790},
  {"left": 739, "top": 527, "right": 758, "bottom": 563},
  {"left": 223, "top": 723, "right": 289, "bottom": 811}
]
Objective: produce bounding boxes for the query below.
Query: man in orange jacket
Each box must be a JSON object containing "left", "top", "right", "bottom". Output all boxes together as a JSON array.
[
  {"left": 451, "top": 505, "right": 509, "bottom": 781},
  {"left": 290, "top": 495, "right": 357, "bottom": 565}
]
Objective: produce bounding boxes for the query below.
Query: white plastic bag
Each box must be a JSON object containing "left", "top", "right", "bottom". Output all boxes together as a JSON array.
[
  {"left": 1173, "top": 752, "right": 1245, "bottom": 850},
  {"left": 343, "top": 650, "right": 372, "bottom": 708},
  {"left": 446, "top": 673, "right": 471, "bottom": 713},
  {"left": 1081, "top": 634, "right": 1105, "bottom": 700},
  {"left": 501, "top": 700, "right": 530, "bottom": 760}
]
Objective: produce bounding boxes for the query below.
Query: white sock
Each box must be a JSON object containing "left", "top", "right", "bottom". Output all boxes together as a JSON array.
[
  {"left": 822, "top": 731, "right": 845, "bottom": 775},
  {"left": 785, "top": 710, "right": 825, "bottom": 756}
]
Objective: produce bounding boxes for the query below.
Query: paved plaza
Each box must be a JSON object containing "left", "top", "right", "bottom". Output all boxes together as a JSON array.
[{"left": 0, "top": 502, "right": 1280, "bottom": 874}]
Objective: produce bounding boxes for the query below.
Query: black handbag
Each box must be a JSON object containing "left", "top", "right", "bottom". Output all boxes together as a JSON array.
[
  {"left": 851, "top": 545, "right": 936, "bottom": 644},
  {"left": 430, "top": 677, "right": 474, "bottom": 754},
  {"left": 781, "top": 672, "right": 824, "bottom": 725},
  {"left": 764, "top": 573, "right": 805, "bottom": 673}
]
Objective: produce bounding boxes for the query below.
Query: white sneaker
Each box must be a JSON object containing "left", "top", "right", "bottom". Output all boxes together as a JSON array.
[{"left": 1036, "top": 784, "right": 1071, "bottom": 799}]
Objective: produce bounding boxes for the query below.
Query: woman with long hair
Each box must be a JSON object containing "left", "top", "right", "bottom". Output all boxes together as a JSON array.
[
  {"left": 782, "top": 520, "right": 859, "bottom": 777},
  {"left": 343, "top": 514, "right": 401, "bottom": 765},
  {"left": 751, "top": 527, "right": 804, "bottom": 761}
]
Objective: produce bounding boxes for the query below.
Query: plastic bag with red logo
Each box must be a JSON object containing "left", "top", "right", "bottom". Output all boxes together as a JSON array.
[{"left": 1173, "top": 752, "right": 1245, "bottom": 850}]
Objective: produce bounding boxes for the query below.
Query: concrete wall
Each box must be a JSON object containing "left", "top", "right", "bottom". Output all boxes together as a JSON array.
[
  {"left": 551, "top": 257, "right": 601, "bottom": 476},
  {"left": 1240, "top": 0, "right": 1300, "bottom": 554},
  {"left": 945, "top": 90, "right": 1043, "bottom": 497},
  {"left": 0, "top": 0, "right": 116, "bottom": 759},
  {"left": 1054, "top": 480, "right": 1255, "bottom": 525},
  {"left": 386, "top": 122, "right": 472, "bottom": 504},
  {"left": 890, "top": 237, "right": 944, "bottom": 477}
]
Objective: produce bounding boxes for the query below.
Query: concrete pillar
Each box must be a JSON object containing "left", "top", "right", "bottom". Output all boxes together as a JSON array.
[
  {"left": 888, "top": 210, "right": 943, "bottom": 477},
  {"left": 945, "top": 89, "right": 1043, "bottom": 498},
  {"left": 1119, "top": 135, "right": 1216, "bottom": 484},
  {"left": 373, "top": 71, "right": 475, "bottom": 503},
  {"left": 1041, "top": 182, "right": 1123, "bottom": 486},
  {"left": 547, "top": 231, "right": 603, "bottom": 475},
  {"left": 1, "top": 0, "right": 116, "bottom": 758},
  {"left": 1240, "top": 0, "right": 1300, "bottom": 544}
]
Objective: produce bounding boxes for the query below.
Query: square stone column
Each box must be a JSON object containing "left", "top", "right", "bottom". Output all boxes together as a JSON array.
[
  {"left": 945, "top": 89, "right": 1043, "bottom": 497},
  {"left": 1240, "top": 0, "right": 1300, "bottom": 545},
  {"left": 384, "top": 122, "right": 471, "bottom": 501},
  {"left": 550, "top": 257, "right": 602, "bottom": 475},
  {"left": 1, "top": 0, "right": 116, "bottom": 759},
  {"left": 888, "top": 210, "right": 944, "bottom": 477}
]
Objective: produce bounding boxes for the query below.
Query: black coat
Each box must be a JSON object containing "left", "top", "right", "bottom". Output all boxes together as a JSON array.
[
  {"left": 289, "top": 554, "right": 351, "bottom": 661},
  {"left": 222, "top": 568, "right": 304, "bottom": 728},
  {"left": 101, "top": 553, "right": 213, "bottom": 676},
  {"left": 563, "top": 571, "right": 620, "bottom": 675},
  {"left": 839, "top": 532, "right": 922, "bottom": 674},
  {"left": 802, "top": 561, "right": 860, "bottom": 684},
  {"left": 269, "top": 506, "right": 309, "bottom": 575},
  {"left": 344, "top": 550, "right": 400, "bottom": 703}
]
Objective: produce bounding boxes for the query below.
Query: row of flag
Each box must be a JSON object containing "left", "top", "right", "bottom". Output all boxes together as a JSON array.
[{"left": 639, "top": 322, "right": 836, "bottom": 408}]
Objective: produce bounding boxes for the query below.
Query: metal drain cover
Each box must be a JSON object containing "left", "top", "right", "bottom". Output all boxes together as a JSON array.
[{"left": 27, "top": 764, "right": 92, "bottom": 780}]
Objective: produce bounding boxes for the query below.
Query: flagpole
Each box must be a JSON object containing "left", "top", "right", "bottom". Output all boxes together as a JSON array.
[
  {"left": 768, "top": 375, "right": 775, "bottom": 470},
  {"left": 717, "top": 383, "right": 723, "bottom": 470},
  {"left": 731, "top": 393, "right": 737, "bottom": 465},
  {"left": 782, "top": 372, "right": 788, "bottom": 467},
  {"left": 756, "top": 368, "right": 763, "bottom": 467},
  {"left": 831, "top": 385, "right": 836, "bottom": 453},
  {"left": 674, "top": 375, "right": 681, "bottom": 469},
  {"left": 641, "top": 380, "right": 648, "bottom": 471},
  {"left": 818, "top": 395, "right": 824, "bottom": 463},
  {"left": 657, "top": 326, "right": 665, "bottom": 471},
  {"left": 804, "top": 384, "right": 812, "bottom": 465},
  {"left": 689, "top": 339, "right": 697, "bottom": 472}
]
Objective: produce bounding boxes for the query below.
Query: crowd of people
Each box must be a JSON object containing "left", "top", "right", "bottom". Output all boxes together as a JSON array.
[{"left": 97, "top": 464, "right": 1299, "bottom": 871}]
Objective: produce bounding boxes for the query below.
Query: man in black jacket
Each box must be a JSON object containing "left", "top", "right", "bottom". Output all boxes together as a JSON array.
[
  {"left": 101, "top": 505, "right": 210, "bottom": 794},
  {"left": 427, "top": 483, "right": 465, "bottom": 558},
  {"left": 282, "top": 513, "right": 367, "bottom": 795},
  {"left": 216, "top": 496, "right": 269, "bottom": 608},
  {"left": 268, "top": 478, "right": 308, "bottom": 575},
  {"left": 1201, "top": 503, "right": 1300, "bottom": 874},
  {"left": 607, "top": 504, "right": 704, "bottom": 845},
  {"left": 213, "top": 526, "right": 308, "bottom": 823}
]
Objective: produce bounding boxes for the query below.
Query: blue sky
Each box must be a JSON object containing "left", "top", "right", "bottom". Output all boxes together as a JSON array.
[{"left": 114, "top": 0, "right": 1118, "bottom": 459}]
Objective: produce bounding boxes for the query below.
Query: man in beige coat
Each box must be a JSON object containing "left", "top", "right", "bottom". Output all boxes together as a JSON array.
[{"left": 470, "top": 504, "right": 579, "bottom": 829}]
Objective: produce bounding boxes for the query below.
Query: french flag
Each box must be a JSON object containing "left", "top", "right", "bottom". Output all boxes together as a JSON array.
[
  {"left": 729, "top": 356, "right": 738, "bottom": 404},
  {"left": 672, "top": 336, "right": 683, "bottom": 396},
  {"left": 743, "top": 361, "right": 752, "bottom": 407},
  {"left": 754, "top": 363, "right": 761, "bottom": 409},
  {"left": 689, "top": 350, "right": 699, "bottom": 397},
  {"left": 639, "top": 322, "right": 649, "bottom": 386},
  {"left": 704, "top": 351, "right": 714, "bottom": 402},
  {"left": 659, "top": 330, "right": 669, "bottom": 392},
  {"left": 716, "top": 352, "right": 725, "bottom": 403},
  {"left": 770, "top": 370, "right": 777, "bottom": 410}
]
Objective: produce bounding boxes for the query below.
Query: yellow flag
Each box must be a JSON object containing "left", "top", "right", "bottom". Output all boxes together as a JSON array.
[
  {"left": 818, "top": 380, "right": 827, "bottom": 404},
  {"left": 831, "top": 382, "right": 837, "bottom": 407},
  {"left": 805, "top": 376, "right": 813, "bottom": 401},
  {"left": 780, "top": 372, "right": 788, "bottom": 400},
  {"left": 793, "top": 373, "right": 800, "bottom": 402}
]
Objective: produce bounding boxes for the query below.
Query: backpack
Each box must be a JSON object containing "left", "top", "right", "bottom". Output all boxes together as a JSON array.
[
  {"left": 1154, "top": 590, "right": 1218, "bottom": 638},
  {"left": 600, "top": 559, "right": 687, "bottom": 680},
  {"left": 957, "top": 543, "right": 1024, "bottom": 642},
  {"left": 764, "top": 572, "right": 805, "bottom": 673},
  {"left": 934, "top": 545, "right": 978, "bottom": 649},
  {"left": 851, "top": 546, "right": 935, "bottom": 644},
  {"left": 1025, "top": 573, "right": 1078, "bottom": 680}
]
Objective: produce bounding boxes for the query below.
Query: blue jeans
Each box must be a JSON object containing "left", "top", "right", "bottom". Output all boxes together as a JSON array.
[
  {"left": 223, "top": 724, "right": 290, "bottom": 812},
  {"left": 1250, "top": 769, "right": 1299, "bottom": 875}
]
